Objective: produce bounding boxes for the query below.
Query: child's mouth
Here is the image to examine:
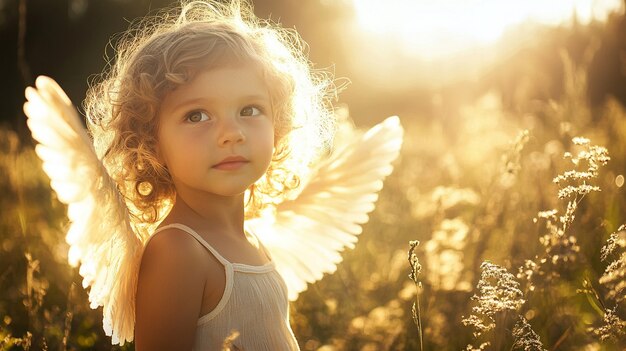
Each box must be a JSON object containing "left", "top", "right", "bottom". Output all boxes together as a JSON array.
[
  {"left": 213, "top": 161, "right": 249, "bottom": 170},
  {"left": 213, "top": 156, "right": 249, "bottom": 170}
]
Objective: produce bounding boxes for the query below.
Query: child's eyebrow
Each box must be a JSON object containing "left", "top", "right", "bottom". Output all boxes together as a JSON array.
[
  {"left": 170, "top": 94, "right": 271, "bottom": 113},
  {"left": 170, "top": 97, "right": 206, "bottom": 113}
]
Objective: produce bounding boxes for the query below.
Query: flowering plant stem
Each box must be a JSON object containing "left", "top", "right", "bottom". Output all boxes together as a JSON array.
[
  {"left": 413, "top": 285, "right": 423, "bottom": 351},
  {"left": 408, "top": 240, "right": 424, "bottom": 351}
]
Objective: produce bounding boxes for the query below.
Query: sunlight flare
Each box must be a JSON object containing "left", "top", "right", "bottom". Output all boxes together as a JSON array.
[{"left": 352, "top": 0, "right": 623, "bottom": 58}]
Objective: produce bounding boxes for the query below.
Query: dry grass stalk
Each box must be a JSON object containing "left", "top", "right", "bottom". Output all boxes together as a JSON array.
[{"left": 407, "top": 240, "right": 423, "bottom": 351}]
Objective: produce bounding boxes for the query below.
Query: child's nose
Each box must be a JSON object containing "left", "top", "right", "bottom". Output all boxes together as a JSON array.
[{"left": 217, "top": 118, "right": 245, "bottom": 146}]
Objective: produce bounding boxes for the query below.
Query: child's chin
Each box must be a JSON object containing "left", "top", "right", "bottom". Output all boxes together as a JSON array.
[{"left": 212, "top": 184, "right": 254, "bottom": 197}]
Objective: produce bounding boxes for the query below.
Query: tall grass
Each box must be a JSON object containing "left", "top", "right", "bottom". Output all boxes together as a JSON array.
[
  {"left": 1, "top": 43, "right": 625, "bottom": 351},
  {"left": 289, "top": 52, "right": 625, "bottom": 350}
]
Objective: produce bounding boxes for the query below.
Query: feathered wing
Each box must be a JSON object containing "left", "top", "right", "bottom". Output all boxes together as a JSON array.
[
  {"left": 246, "top": 116, "right": 404, "bottom": 300},
  {"left": 23, "top": 76, "right": 142, "bottom": 345}
]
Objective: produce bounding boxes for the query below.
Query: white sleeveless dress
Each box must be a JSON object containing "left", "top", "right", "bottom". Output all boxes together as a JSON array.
[{"left": 149, "top": 223, "right": 301, "bottom": 351}]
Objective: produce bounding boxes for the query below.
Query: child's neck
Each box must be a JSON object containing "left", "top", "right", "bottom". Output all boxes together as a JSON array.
[{"left": 167, "top": 190, "right": 246, "bottom": 239}]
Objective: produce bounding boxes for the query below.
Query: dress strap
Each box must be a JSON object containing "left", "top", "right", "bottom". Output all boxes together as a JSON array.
[{"left": 152, "top": 223, "right": 231, "bottom": 267}]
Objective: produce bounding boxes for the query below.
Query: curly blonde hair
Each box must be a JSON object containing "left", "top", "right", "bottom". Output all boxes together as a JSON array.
[{"left": 84, "top": 0, "right": 337, "bottom": 226}]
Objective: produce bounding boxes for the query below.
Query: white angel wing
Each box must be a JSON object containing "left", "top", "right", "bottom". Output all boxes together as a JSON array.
[
  {"left": 23, "top": 76, "right": 142, "bottom": 345},
  {"left": 246, "top": 116, "right": 403, "bottom": 300}
]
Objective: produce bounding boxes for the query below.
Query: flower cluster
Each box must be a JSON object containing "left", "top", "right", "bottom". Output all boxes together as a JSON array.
[
  {"left": 408, "top": 240, "right": 422, "bottom": 284},
  {"left": 464, "top": 262, "right": 547, "bottom": 350},
  {"left": 553, "top": 137, "right": 609, "bottom": 200},
  {"left": 591, "top": 307, "right": 626, "bottom": 342},
  {"left": 600, "top": 224, "right": 626, "bottom": 261},
  {"left": 599, "top": 224, "right": 626, "bottom": 303},
  {"left": 463, "top": 262, "right": 525, "bottom": 338},
  {"left": 521, "top": 137, "right": 609, "bottom": 290},
  {"left": 511, "top": 317, "right": 546, "bottom": 351}
]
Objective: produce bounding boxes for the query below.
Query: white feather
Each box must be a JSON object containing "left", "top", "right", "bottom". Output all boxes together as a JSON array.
[
  {"left": 23, "top": 76, "right": 141, "bottom": 345},
  {"left": 246, "top": 116, "right": 404, "bottom": 301}
]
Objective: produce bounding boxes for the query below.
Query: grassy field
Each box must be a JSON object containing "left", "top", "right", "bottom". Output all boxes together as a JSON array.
[{"left": 2, "top": 17, "right": 626, "bottom": 351}]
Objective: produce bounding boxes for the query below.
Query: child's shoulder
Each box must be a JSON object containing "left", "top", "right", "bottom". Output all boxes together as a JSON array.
[
  {"left": 140, "top": 225, "right": 207, "bottom": 272},
  {"left": 135, "top": 226, "right": 211, "bottom": 347},
  {"left": 140, "top": 224, "right": 225, "bottom": 281},
  {"left": 137, "top": 225, "right": 227, "bottom": 315}
]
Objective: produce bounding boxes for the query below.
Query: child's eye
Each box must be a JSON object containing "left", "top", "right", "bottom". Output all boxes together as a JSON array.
[
  {"left": 186, "top": 110, "right": 210, "bottom": 123},
  {"left": 240, "top": 106, "right": 262, "bottom": 117}
]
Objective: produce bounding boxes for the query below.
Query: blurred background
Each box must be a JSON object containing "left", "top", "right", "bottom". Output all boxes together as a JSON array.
[{"left": 1, "top": 0, "right": 626, "bottom": 350}]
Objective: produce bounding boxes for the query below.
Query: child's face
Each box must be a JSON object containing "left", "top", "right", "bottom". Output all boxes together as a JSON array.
[{"left": 156, "top": 63, "right": 275, "bottom": 198}]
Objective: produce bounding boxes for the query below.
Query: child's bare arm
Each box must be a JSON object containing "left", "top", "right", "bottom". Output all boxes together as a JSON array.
[{"left": 135, "top": 230, "right": 207, "bottom": 351}]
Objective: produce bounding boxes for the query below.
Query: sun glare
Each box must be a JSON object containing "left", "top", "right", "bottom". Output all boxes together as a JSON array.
[{"left": 352, "top": 0, "right": 624, "bottom": 59}]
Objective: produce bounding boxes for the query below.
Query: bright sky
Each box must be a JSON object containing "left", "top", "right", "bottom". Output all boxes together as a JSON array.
[{"left": 352, "top": 0, "right": 624, "bottom": 59}]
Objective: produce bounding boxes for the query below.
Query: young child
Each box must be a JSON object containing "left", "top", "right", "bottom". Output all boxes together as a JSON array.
[{"left": 23, "top": 0, "right": 403, "bottom": 350}]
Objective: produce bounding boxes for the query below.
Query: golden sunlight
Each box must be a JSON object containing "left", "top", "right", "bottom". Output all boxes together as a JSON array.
[{"left": 352, "top": 0, "right": 623, "bottom": 59}]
